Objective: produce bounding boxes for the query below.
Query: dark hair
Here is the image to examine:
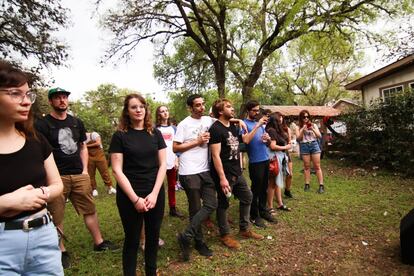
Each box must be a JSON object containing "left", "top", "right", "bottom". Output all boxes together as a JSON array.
[
  {"left": 298, "top": 109, "right": 311, "bottom": 128},
  {"left": 0, "top": 60, "right": 36, "bottom": 139},
  {"left": 245, "top": 100, "right": 260, "bottom": 111},
  {"left": 275, "top": 111, "right": 289, "bottom": 133},
  {"left": 186, "top": 94, "right": 203, "bottom": 107},
  {"left": 211, "top": 98, "right": 231, "bottom": 119},
  {"left": 155, "top": 105, "right": 170, "bottom": 127},
  {"left": 266, "top": 112, "right": 289, "bottom": 144},
  {"left": 118, "top": 93, "right": 153, "bottom": 134}
]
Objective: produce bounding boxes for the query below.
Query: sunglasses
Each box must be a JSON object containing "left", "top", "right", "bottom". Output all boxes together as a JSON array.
[{"left": 303, "top": 115, "right": 309, "bottom": 119}]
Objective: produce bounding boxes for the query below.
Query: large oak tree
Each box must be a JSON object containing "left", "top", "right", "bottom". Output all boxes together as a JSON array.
[{"left": 100, "top": 0, "right": 412, "bottom": 104}]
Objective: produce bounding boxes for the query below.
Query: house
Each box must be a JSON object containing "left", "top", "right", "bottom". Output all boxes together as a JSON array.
[
  {"left": 330, "top": 99, "right": 360, "bottom": 113},
  {"left": 345, "top": 54, "right": 414, "bottom": 106}
]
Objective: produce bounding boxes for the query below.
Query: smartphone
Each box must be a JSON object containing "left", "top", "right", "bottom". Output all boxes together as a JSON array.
[{"left": 306, "top": 122, "right": 312, "bottom": 129}]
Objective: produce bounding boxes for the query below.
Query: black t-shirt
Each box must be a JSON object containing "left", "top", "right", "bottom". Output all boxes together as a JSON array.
[
  {"left": 209, "top": 121, "right": 242, "bottom": 178},
  {"left": 0, "top": 134, "right": 52, "bottom": 222},
  {"left": 35, "top": 114, "right": 87, "bottom": 175},
  {"left": 109, "top": 128, "right": 166, "bottom": 193}
]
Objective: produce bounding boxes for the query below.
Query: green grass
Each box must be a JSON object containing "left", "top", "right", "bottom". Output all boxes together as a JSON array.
[{"left": 63, "top": 156, "right": 414, "bottom": 275}]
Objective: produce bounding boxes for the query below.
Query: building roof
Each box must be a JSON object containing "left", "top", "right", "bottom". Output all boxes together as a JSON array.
[
  {"left": 331, "top": 99, "right": 360, "bottom": 109},
  {"left": 262, "top": 105, "right": 341, "bottom": 117},
  {"left": 345, "top": 54, "right": 414, "bottom": 90}
]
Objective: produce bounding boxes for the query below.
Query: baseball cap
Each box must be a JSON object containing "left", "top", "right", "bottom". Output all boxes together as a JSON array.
[{"left": 48, "top": 87, "right": 71, "bottom": 99}]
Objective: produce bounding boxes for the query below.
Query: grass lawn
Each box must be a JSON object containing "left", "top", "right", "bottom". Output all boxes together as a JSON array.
[{"left": 63, "top": 156, "right": 414, "bottom": 275}]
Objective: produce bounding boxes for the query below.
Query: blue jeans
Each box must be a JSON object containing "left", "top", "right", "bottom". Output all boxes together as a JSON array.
[
  {"left": 299, "top": 140, "right": 321, "bottom": 155},
  {"left": 0, "top": 217, "right": 63, "bottom": 275}
]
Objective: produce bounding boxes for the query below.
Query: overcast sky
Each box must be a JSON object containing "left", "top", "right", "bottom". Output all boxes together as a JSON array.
[{"left": 48, "top": 0, "right": 165, "bottom": 101}]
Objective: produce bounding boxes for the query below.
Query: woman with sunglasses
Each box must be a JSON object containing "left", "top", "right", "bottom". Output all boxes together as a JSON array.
[
  {"left": 265, "top": 112, "right": 292, "bottom": 212},
  {"left": 0, "top": 60, "right": 63, "bottom": 274},
  {"left": 296, "top": 110, "right": 324, "bottom": 193}
]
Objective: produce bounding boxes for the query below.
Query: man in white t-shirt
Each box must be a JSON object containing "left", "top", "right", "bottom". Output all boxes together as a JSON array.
[{"left": 174, "top": 94, "right": 217, "bottom": 261}]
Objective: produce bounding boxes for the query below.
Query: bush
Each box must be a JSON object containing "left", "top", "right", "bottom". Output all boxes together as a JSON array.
[{"left": 334, "top": 90, "right": 414, "bottom": 176}]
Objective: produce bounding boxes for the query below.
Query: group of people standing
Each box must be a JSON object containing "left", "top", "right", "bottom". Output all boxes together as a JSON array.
[{"left": 0, "top": 60, "right": 325, "bottom": 276}]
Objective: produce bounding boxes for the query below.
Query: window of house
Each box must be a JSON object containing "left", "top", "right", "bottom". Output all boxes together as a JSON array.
[{"left": 381, "top": 85, "right": 403, "bottom": 103}]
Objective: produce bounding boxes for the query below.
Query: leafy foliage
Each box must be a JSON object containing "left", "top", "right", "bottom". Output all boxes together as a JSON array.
[
  {"left": 100, "top": 0, "right": 413, "bottom": 104},
  {"left": 0, "top": 0, "right": 69, "bottom": 77},
  {"left": 335, "top": 90, "right": 414, "bottom": 176}
]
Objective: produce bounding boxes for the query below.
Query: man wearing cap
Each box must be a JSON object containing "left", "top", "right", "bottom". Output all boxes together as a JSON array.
[{"left": 35, "top": 88, "right": 118, "bottom": 269}]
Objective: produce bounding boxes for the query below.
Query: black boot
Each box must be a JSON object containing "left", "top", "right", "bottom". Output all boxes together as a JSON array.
[{"left": 169, "top": 207, "right": 185, "bottom": 218}]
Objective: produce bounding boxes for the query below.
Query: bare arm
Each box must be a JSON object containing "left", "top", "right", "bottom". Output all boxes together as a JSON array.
[
  {"left": 43, "top": 153, "right": 63, "bottom": 201},
  {"left": 145, "top": 148, "right": 167, "bottom": 209},
  {"left": 79, "top": 142, "right": 89, "bottom": 174},
  {"left": 173, "top": 132, "right": 209, "bottom": 153},
  {"left": 243, "top": 117, "right": 267, "bottom": 144},
  {"left": 86, "top": 136, "right": 101, "bottom": 148}
]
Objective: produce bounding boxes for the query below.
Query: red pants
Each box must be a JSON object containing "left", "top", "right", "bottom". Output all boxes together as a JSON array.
[{"left": 166, "top": 168, "right": 177, "bottom": 208}]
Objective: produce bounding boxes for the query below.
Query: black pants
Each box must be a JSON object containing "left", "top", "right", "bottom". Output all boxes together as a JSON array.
[
  {"left": 116, "top": 187, "right": 165, "bottom": 276},
  {"left": 248, "top": 160, "right": 269, "bottom": 219}
]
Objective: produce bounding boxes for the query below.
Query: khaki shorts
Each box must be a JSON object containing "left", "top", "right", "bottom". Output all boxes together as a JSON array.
[{"left": 48, "top": 174, "right": 96, "bottom": 225}]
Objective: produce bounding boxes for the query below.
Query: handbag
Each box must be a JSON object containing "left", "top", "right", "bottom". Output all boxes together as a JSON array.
[{"left": 269, "top": 157, "right": 279, "bottom": 176}]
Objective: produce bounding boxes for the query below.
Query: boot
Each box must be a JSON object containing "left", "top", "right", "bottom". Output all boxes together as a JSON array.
[{"left": 169, "top": 207, "right": 185, "bottom": 218}]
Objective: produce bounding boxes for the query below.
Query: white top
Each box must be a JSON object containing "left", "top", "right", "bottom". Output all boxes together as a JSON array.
[
  {"left": 174, "top": 116, "right": 214, "bottom": 175},
  {"left": 85, "top": 132, "right": 102, "bottom": 149},
  {"left": 302, "top": 123, "right": 318, "bottom": 143},
  {"left": 157, "top": 125, "right": 177, "bottom": 170}
]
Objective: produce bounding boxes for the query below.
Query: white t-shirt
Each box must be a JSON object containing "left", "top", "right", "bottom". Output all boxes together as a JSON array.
[
  {"left": 174, "top": 116, "right": 214, "bottom": 175},
  {"left": 157, "top": 125, "right": 177, "bottom": 170},
  {"left": 85, "top": 132, "right": 102, "bottom": 149}
]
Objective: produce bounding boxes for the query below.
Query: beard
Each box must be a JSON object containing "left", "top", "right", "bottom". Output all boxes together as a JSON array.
[{"left": 52, "top": 105, "right": 68, "bottom": 112}]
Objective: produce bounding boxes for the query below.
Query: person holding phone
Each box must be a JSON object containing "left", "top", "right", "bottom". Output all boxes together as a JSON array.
[{"left": 296, "top": 110, "right": 325, "bottom": 193}]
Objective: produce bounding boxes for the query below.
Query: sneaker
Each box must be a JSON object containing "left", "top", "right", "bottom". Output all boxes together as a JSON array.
[
  {"left": 175, "top": 182, "right": 184, "bottom": 191},
  {"left": 304, "top": 184, "right": 310, "bottom": 192},
  {"left": 239, "top": 230, "right": 264, "bottom": 240},
  {"left": 317, "top": 185, "right": 325, "bottom": 194},
  {"left": 284, "top": 190, "right": 293, "bottom": 198},
  {"left": 220, "top": 234, "right": 241, "bottom": 249},
  {"left": 92, "top": 189, "right": 99, "bottom": 197},
  {"left": 61, "top": 251, "right": 70, "bottom": 269},
  {"left": 177, "top": 233, "right": 191, "bottom": 261},
  {"left": 261, "top": 213, "right": 277, "bottom": 224},
  {"left": 250, "top": 217, "right": 266, "bottom": 228},
  {"left": 107, "top": 187, "right": 116, "bottom": 195},
  {"left": 93, "top": 240, "right": 120, "bottom": 252},
  {"left": 169, "top": 207, "right": 185, "bottom": 219},
  {"left": 195, "top": 241, "right": 213, "bottom": 257}
]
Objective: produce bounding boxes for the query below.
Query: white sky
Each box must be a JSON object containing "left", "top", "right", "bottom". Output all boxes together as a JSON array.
[
  {"left": 47, "top": 0, "right": 166, "bottom": 101},
  {"left": 46, "top": 1, "right": 396, "bottom": 103}
]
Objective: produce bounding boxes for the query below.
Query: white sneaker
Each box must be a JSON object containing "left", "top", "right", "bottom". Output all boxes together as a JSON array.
[
  {"left": 108, "top": 187, "right": 116, "bottom": 195},
  {"left": 92, "top": 189, "right": 99, "bottom": 197}
]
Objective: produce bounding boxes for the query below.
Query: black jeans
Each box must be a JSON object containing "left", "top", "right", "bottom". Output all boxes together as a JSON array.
[
  {"left": 248, "top": 160, "right": 269, "bottom": 219},
  {"left": 116, "top": 187, "right": 165, "bottom": 276},
  {"left": 215, "top": 174, "right": 253, "bottom": 236},
  {"left": 179, "top": 171, "right": 217, "bottom": 242}
]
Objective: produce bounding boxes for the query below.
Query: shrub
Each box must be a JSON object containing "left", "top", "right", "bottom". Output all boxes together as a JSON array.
[{"left": 334, "top": 90, "right": 414, "bottom": 176}]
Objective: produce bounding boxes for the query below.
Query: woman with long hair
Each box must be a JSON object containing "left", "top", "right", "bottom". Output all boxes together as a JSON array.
[
  {"left": 265, "top": 112, "right": 292, "bottom": 212},
  {"left": 110, "top": 94, "right": 167, "bottom": 276},
  {"left": 296, "top": 110, "right": 324, "bottom": 193},
  {"left": 155, "top": 105, "right": 184, "bottom": 218},
  {"left": 0, "top": 60, "right": 63, "bottom": 274}
]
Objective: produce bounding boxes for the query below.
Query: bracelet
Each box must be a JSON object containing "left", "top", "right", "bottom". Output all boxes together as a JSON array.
[
  {"left": 39, "top": 187, "right": 45, "bottom": 194},
  {"left": 134, "top": 197, "right": 140, "bottom": 206}
]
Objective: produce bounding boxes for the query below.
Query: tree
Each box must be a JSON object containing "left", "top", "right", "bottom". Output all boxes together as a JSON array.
[
  {"left": 100, "top": 0, "right": 411, "bottom": 105},
  {"left": 0, "top": 1, "right": 69, "bottom": 74},
  {"left": 70, "top": 84, "right": 129, "bottom": 151},
  {"left": 282, "top": 32, "right": 362, "bottom": 105}
]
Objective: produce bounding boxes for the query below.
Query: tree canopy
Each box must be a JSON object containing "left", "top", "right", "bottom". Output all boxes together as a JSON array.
[
  {"left": 0, "top": 0, "right": 69, "bottom": 75},
  {"left": 100, "top": 0, "right": 413, "bottom": 105}
]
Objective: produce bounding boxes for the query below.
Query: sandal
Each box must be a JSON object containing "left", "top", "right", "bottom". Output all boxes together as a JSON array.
[
  {"left": 277, "top": 205, "right": 291, "bottom": 211},
  {"left": 268, "top": 208, "right": 276, "bottom": 214}
]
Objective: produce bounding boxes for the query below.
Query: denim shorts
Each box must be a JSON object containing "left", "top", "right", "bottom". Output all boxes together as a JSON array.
[{"left": 299, "top": 140, "right": 321, "bottom": 155}]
